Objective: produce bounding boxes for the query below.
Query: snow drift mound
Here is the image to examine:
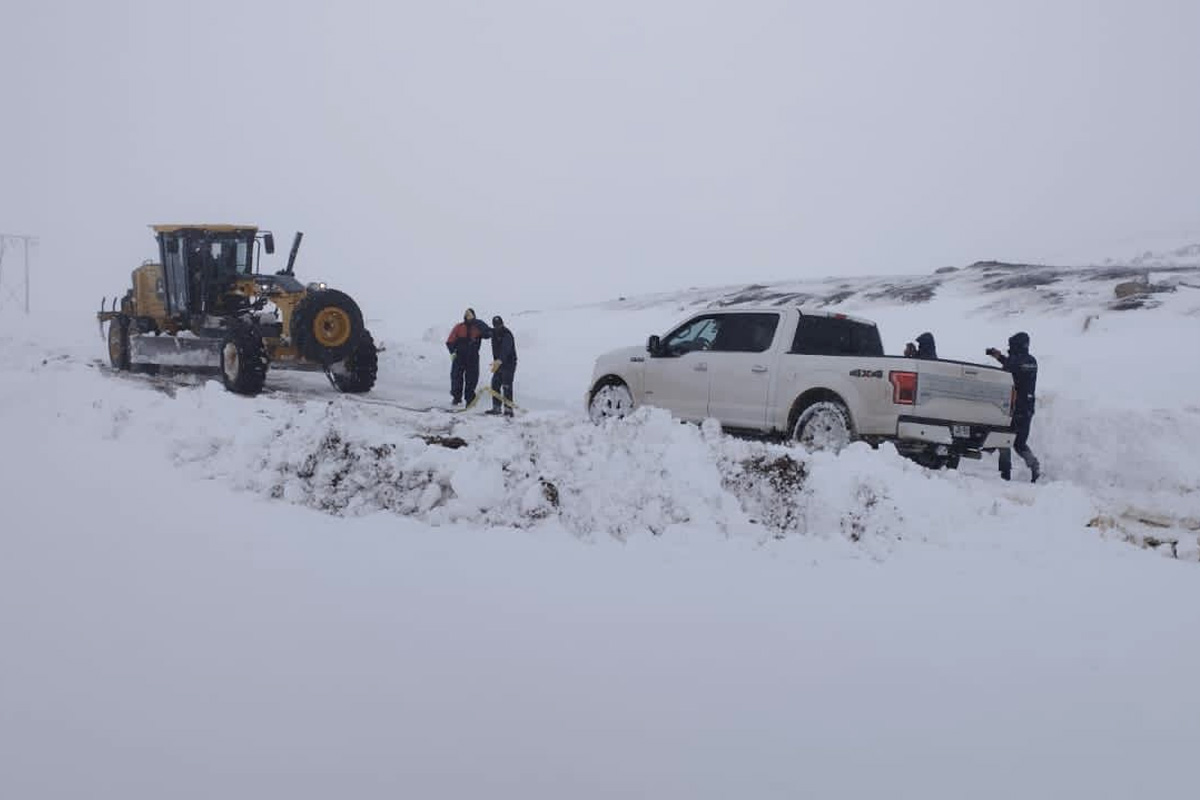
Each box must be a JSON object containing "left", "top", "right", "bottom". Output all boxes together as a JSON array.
[{"left": 17, "top": 362, "right": 1106, "bottom": 558}]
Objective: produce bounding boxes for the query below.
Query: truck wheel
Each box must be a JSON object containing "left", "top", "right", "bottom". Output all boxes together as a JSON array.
[
  {"left": 107, "top": 317, "right": 131, "bottom": 370},
  {"left": 293, "top": 289, "right": 364, "bottom": 364},
  {"left": 589, "top": 380, "right": 635, "bottom": 423},
  {"left": 220, "top": 326, "right": 269, "bottom": 396},
  {"left": 793, "top": 400, "right": 853, "bottom": 452},
  {"left": 908, "top": 452, "right": 960, "bottom": 470},
  {"left": 330, "top": 329, "right": 378, "bottom": 393}
]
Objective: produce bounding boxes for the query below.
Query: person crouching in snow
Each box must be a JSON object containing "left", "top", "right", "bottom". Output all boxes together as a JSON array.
[
  {"left": 485, "top": 315, "right": 517, "bottom": 416},
  {"left": 446, "top": 308, "right": 491, "bottom": 406},
  {"left": 904, "top": 331, "right": 938, "bottom": 359}
]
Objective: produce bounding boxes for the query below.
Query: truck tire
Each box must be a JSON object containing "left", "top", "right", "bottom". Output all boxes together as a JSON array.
[
  {"left": 792, "top": 400, "right": 854, "bottom": 452},
  {"left": 589, "top": 379, "right": 635, "bottom": 423},
  {"left": 908, "top": 452, "right": 961, "bottom": 470},
  {"left": 330, "top": 329, "right": 378, "bottom": 393},
  {"left": 107, "top": 317, "right": 131, "bottom": 370},
  {"left": 220, "top": 326, "right": 269, "bottom": 395},
  {"left": 292, "top": 289, "right": 364, "bottom": 364}
]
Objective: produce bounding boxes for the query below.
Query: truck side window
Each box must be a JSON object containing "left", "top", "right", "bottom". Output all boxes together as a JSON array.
[
  {"left": 791, "top": 316, "right": 884, "bottom": 356},
  {"left": 709, "top": 313, "right": 780, "bottom": 353},
  {"left": 663, "top": 315, "right": 722, "bottom": 354}
]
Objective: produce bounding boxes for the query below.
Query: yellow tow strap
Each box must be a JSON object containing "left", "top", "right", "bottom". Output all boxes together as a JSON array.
[{"left": 456, "top": 387, "right": 520, "bottom": 413}]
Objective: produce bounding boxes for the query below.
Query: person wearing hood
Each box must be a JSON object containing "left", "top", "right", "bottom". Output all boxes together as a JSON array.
[
  {"left": 987, "top": 331, "right": 1041, "bottom": 482},
  {"left": 446, "top": 308, "right": 492, "bottom": 406},
  {"left": 484, "top": 315, "right": 517, "bottom": 416},
  {"left": 904, "top": 331, "right": 938, "bottom": 359}
]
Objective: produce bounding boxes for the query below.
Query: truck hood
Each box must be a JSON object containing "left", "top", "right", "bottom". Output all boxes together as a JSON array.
[
  {"left": 594, "top": 345, "right": 648, "bottom": 371},
  {"left": 591, "top": 344, "right": 649, "bottom": 384}
]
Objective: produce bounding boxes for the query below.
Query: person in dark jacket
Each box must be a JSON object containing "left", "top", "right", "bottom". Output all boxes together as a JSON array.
[
  {"left": 904, "top": 331, "right": 938, "bottom": 359},
  {"left": 446, "top": 308, "right": 492, "bottom": 405},
  {"left": 987, "top": 331, "right": 1041, "bottom": 482},
  {"left": 485, "top": 315, "right": 517, "bottom": 416}
]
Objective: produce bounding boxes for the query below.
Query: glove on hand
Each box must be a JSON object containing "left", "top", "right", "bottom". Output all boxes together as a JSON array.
[{"left": 490, "top": 360, "right": 500, "bottom": 374}]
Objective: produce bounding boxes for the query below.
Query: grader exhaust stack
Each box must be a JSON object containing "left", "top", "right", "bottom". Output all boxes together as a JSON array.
[{"left": 282, "top": 231, "right": 303, "bottom": 276}]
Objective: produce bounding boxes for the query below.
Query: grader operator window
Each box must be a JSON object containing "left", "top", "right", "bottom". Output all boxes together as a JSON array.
[
  {"left": 205, "top": 240, "right": 252, "bottom": 277},
  {"left": 158, "top": 229, "right": 256, "bottom": 317},
  {"left": 162, "top": 234, "right": 189, "bottom": 315}
]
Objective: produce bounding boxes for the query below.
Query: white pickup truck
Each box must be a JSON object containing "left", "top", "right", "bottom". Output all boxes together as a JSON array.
[{"left": 586, "top": 307, "right": 1016, "bottom": 467}]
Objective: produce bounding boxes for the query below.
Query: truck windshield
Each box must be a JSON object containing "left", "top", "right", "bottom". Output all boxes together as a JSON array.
[{"left": 790, "top": 315, "right": 883, "bottom": 356}]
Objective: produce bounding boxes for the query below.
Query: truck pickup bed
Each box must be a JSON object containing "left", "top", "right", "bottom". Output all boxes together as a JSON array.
[{"left": 587, "top": 307, "right": 1015, "bottom": 465}]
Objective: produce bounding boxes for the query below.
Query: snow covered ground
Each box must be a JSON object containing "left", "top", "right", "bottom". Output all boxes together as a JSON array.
[{"left": 2, "top": 260, "right": 1200, "bottom": 798}]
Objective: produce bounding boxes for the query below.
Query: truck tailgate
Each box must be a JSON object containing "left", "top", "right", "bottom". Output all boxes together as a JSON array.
[{"left": 914, "top": 362, "right": 1012, "bottom": 426}]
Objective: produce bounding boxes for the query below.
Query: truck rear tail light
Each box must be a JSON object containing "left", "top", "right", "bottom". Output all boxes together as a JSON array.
[{"left": 889, "top": 370, "right": 918, "bottom": 405}]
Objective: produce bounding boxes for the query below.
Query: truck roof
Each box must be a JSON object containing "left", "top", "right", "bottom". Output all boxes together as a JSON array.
[
  {"left": 719, "top": 305, "right": 878, "bottom": 327},
  {"left": 150, "top": 224, "right": 259, "bottom": 234}
]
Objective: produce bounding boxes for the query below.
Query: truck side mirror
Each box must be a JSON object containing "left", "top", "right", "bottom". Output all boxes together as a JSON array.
[
  {"left": 647, "top": 335, "right": 661, "bottom": 356},
  {"left": 263, "top": 232, "right": 275, "bottom": 255}
]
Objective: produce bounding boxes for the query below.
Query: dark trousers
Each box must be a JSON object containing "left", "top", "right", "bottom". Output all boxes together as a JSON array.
[
  {"left": 491, "top": 364, "right": 515, "bottom": 414},
  {"left": 1000, "top": 413, "right": 1040, "bottom": 477},
  {"left": 450, "top": 357, "right": 480, "bottom": 403}
]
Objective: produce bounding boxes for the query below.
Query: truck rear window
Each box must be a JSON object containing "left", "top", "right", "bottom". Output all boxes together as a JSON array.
[{"left": 790, "top": 316, "right": 884, "bottom": 356}]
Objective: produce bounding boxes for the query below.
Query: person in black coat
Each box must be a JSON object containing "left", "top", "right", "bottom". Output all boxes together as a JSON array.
[
  {"left": 485, "top": 315, "right": 517, "bottom": 416},
  {"left": 987, "top": 331, "right": 1041, "bottom": 482}
]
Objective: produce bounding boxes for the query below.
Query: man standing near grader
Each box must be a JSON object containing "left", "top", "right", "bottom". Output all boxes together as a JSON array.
[
  {"left": 445, "top": 308, "right": 518, "bottom": 414},
  {"left": 445, "top": 308, "right": 492, "bottom": 407}
]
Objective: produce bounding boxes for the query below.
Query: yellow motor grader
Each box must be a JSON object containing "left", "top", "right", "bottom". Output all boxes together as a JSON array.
[{"left": 98, "top": 224, "right": 377, "bottom": 395}]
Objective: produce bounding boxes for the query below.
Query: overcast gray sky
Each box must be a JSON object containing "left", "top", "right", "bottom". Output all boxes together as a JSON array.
[{"left": 2, "top": 0, "right": 1199, "bottom": 317}]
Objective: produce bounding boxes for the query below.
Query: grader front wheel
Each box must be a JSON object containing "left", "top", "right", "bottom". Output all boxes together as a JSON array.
[
  {"left": 329, "top": 329, "right": 378, "bottom": 393},
  {"left": 292, "top": 289, "right": 364, "bottom": 364},
  {"left": 220, "top": 326, "right": 269, "bottom": 396}
]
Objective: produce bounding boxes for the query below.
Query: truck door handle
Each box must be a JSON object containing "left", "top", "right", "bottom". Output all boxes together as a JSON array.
[
  {"left": 751, "top": 365, "right": 768, "bottom": 373},
  {"left": 693, "top": 363, "right": 707, "bottom": 372}
]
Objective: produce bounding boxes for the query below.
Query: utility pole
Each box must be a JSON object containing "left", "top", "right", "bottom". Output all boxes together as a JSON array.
[{"left": 0, "top": 234, "right": 37, "bottom": 314}]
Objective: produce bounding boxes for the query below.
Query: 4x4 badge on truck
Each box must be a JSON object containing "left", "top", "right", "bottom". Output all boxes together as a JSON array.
[{"left": 849, "top": 369, "right": 884, "bottom": 379}]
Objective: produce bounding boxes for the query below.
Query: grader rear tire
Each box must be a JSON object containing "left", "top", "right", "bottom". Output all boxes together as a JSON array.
[{"left": 107, "top": 317, "right": 130, "bottom": 371}]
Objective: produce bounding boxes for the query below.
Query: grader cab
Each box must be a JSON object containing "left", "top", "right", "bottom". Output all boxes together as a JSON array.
[{"left": 98, "top": 224, "right": 377, "bottom": 395}]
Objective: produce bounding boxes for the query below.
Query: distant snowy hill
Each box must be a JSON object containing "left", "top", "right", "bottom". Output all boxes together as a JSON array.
[{"left": 594, "top": 252, "right": 1200, "bottom": 316}]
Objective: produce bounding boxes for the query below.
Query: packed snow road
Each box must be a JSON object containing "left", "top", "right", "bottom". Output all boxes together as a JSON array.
[{"left": 4, "top": 268, "right": 1200, "bottom": 799}]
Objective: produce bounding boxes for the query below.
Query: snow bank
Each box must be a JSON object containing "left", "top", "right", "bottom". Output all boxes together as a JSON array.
[{"left": 0, "top": 351, "right": 1117, "bottom": 564}]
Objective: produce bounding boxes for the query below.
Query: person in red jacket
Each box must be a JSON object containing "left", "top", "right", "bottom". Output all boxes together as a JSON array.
[{"left": 445, "top": 308, "right": 492, "bottom": 405}]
